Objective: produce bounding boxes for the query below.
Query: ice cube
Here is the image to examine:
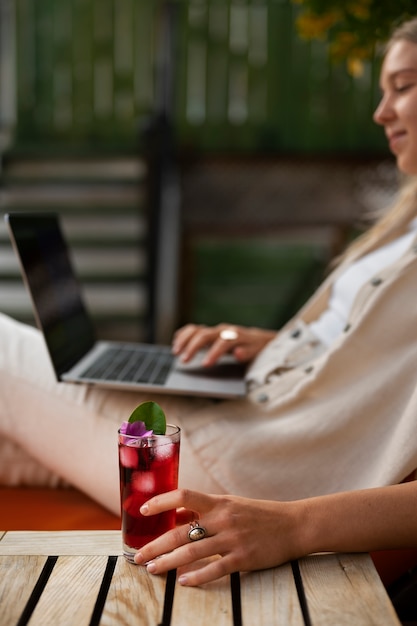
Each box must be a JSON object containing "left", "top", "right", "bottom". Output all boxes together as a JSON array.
[
  {"left": 155, "top": 442, "right": 175, "bottom": 461},
  {"left": 119, "top": 446, "right": 138, "bottom": 469},
  {"left": 132, "top": 471, "right": 156, "bottom": 494}
]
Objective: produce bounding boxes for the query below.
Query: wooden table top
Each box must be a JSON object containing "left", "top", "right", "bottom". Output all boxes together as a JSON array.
[{"left": 0, "top": 530, "right": 400, "bottom": 626}]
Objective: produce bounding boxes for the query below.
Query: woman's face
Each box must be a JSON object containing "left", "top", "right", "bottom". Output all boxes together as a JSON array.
[{"left": 374, "top": 40, "right": 417, "bottom": 176}]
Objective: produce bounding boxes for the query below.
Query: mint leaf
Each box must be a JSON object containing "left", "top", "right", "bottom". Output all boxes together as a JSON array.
[{"left": 128, "top": 401, "right": 166, "bottom": 435}]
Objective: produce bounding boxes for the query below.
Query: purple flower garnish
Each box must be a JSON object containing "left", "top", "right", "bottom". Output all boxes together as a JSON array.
[{"left": 120, "top": 420, "right": 153, "bottom": 438}]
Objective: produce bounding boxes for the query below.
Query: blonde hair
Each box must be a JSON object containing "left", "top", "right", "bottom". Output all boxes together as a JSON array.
[
  {"left": 337, "top": 17, "right": 417, "bottom": 265},
  {"left": 386, "top": 16, "right": 417, "bottom": 48}
]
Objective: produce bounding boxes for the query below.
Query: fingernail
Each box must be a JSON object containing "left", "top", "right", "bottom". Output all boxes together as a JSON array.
[
  {"left": 134, "top": 552, "right": 144, "bottom": 564},
  {"left": 147, "top": 561, "right": 157, "bottom": 574},
  {"left": 178, "top": 575, "right": 188, "bottom": 585},
  {"left": 140, "top": 503, "right": 149, "bottom": 514}
]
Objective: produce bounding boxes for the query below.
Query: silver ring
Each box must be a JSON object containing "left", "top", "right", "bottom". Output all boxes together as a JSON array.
[
  {"left": 220, "top": 329, "right": 238, "bottom": 341},
  {"left": 188, "top": 521, "right": 207, "bottom": 542}
]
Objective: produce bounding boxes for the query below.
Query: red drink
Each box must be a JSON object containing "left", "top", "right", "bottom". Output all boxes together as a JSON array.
[{"left": 118, "top": 424, "right": 180, "bottom": 562}]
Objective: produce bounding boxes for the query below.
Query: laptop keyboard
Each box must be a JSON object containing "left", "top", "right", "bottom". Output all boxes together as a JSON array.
[{"left": 80, "top": 346, "right": 175, "bottom": 386}]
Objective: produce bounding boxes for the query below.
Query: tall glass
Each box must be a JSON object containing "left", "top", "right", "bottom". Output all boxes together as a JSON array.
[{"left": 118, "top": 424, "right": 180, "bottom": 562}]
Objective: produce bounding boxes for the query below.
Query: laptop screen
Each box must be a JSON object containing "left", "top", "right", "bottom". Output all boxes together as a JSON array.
[{"left": 6, "top": 213, "right": 96, "bottom": 378}]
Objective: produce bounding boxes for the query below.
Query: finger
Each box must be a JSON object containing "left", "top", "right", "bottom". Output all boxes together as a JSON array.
[
  {"left": 176, "top": 507, "right": 198, "bottom": 525},
  {"left": 201, "top": 340, "right": 235, "bottom": 366},
  {"left": 233, "top": 345, "right": 257, "bottom": 362},
  {"left": 172, "top": 324, "right": 203, "bottom": 354},
  {"left": 136, "top": 515, "right": 221, "bottom": 567},
  {"left": 141, "top": 488, "right": 215, "bottom": 517},
  {"left": 178, "top": 327, "right": 220, "bottom": 363},
  {"left": 135, "top": 524, "right": 191, "bottom": 565},
  {"left": 177, "top": 554, "right": 239, "bottom": 587},
  {"left": 202, "top": 329, "right": 242, "bottom": 366},
  {"left": 141, "top": 534, "right": 222, "bottom": 574}
]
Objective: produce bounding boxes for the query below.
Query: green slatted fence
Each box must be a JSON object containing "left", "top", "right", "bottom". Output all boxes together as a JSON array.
[{"left": 8, "top": 0, "right": 388, "bottom": 155}]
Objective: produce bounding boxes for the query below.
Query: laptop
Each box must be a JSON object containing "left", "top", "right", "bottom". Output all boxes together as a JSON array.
[{"left": 5, "top": 212, "right": 247, "bottom": 399}]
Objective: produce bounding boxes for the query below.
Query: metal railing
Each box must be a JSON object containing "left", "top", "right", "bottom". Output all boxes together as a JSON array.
[{"left": 0, "top": 0, "right": 16, "bottom": 160}]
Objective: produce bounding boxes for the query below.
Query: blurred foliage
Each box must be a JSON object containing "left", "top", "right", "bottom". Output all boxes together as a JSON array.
[{"left": 292, "top": 0, "right": 416, "bottom": 75}]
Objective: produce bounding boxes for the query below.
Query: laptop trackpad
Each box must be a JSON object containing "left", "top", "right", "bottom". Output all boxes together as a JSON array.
[{"left": 168, "top": 353, "right": 247, "bottom": 398}]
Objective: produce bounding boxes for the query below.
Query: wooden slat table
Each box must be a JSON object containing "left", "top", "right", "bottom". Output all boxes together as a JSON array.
[{"left": 0, "top": 530, "right": 400, "bottom": 626}]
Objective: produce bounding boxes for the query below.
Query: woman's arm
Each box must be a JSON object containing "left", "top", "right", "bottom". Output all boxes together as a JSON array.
[
  {"left": 172, "top": 323, "right": 277, "bottom": 366},
  {"left": 135, "top": 483, "right": 417, "bottom": 586},
  {"left": 302, "top": 481, "right": 417, "bottom": 555}
]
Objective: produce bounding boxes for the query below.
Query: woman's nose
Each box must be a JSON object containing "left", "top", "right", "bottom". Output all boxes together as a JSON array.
[{"left": 373, "top": 95, "right": 394, "bottom": 126}]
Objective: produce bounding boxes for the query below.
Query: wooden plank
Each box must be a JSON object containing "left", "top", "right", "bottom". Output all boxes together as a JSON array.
[
  {"left": 101, "top": 556, "right": 166, "bottom": 626},
  {"left": 28, "top": 555, "right": 108, "bottom": 626},
  {"left": 171, "top": 572, "right": 232, "bottom": 626},
  {"left": 241, "top": 564, "right": 305, "bottom": 625},
  {"left": 0, "top": 533, "right": 400, "bottom": 626},
  {"left": 299, "top": 553, "right": 401, "bottom": 626},
  {"left": 0, "top": 530, "right": 122, "bottom": 555},
  {"left": 0, "top": 555, "right": 48, "bottom": 626}
]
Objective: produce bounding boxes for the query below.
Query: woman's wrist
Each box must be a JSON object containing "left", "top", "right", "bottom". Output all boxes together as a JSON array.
[
  {"left": 292, "top": 491, "right": 369, "bottom": 557},
  {"left": 286, "top": 498, "right": 320, "bottom": 559},
  {"left": 287, "top": 492, "right": 363, "bottom": 559}
]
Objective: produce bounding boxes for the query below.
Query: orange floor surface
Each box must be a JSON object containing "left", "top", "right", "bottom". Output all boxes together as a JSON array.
[{"left": 0, "top": 487, "right": 120, "bottom": 531}]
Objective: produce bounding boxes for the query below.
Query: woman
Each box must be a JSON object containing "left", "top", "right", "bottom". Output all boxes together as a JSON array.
[
  {"left": 1, "top": 17, "right": 417, "bottom": 556},
  {"left": 132, "top": 16, "right": 417, "bottom": 585}
]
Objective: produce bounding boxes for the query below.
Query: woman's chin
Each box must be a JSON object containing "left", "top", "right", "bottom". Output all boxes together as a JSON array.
[{"left": 395, "top": 155, "right": 417, "bottom": 177}]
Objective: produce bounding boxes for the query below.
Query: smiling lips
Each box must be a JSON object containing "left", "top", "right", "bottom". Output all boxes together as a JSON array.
[{"left": 387, "top": 130, "right": 407, "bottom": 151}]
